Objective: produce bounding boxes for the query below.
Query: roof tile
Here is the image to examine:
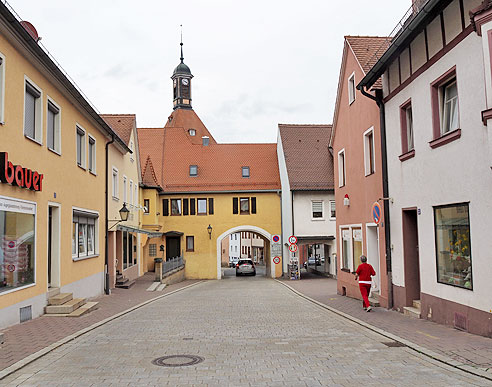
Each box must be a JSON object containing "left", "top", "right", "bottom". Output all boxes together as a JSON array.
[{"left": 101, "top": 114, "right": 136, "bottom": 146}]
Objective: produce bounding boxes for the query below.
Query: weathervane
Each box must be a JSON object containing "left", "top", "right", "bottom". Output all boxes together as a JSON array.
[{"left": 180, "top": 24, "right": 184, "bottom": 63}]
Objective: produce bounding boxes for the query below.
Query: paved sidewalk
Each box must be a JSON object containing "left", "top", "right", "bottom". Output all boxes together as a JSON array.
[
  {"left": 0, "top": 274, "right": 199, "bottom": 373},
  {"left": 281, "top": 272, "right": 492, "bottom": 375}
]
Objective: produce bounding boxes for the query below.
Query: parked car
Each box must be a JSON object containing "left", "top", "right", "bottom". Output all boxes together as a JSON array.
[
  {"left": 236, "top": 259, "right": 256, "bottom": 276},
  {"left": 303, "top": 256, "right": 316, "bottom": 269},
  {"left": 229, "top": 257, "right": 239, "bottom": 268}
]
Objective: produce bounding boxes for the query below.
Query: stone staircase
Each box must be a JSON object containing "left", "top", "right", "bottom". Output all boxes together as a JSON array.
[
  {"left": 115, "top": 273, "right": 136, "bottom": 289},
  {"left": 45, "top": 288, "right": 98, "bottom": 317},
  {"left": 403, "top": 299, "right": 421, "bottom": 319}
]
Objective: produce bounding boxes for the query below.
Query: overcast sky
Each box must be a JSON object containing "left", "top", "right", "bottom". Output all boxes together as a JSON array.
[{"left": 9, "top": 1, "right": 409, "bottom": 143}]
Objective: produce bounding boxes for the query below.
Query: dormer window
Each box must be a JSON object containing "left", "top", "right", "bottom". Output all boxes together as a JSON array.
[
  {"left": 202, "top": 136, "right": 209, "bottom": 146},
  {"left": 189, "top": 165, "right": 198, "bottom": 177},
  {"left": 189, "top": 129, "right": 196, "bottom": 136},
  {"left": 242, "top": 166, "right": 250, "bottom": 178}
]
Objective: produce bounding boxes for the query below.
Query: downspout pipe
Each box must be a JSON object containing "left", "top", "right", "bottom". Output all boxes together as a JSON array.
[
  {"left": 360, "top": 86, "right": 393, "bottom": 309},
  {"left": 104, "top": 134, "right": 115, "bottom": 295}
]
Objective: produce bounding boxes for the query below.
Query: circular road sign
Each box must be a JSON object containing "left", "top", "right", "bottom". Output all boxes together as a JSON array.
[
  {"left": 372, "top": 202, "right": 382, "bottom": 225},
  {"left": 288, "top": 244, "right": 298, "bottom": 253},
  {"left": 272, "top": 235, "right": 280, "bottom": 243},
  {"left": 288, "top": 235, "right": 298, "bottom": 245},
  {"left": 273, "top": 256, "right": 281, "bottom": 264},
  {"left": 7, "top": 241, "right": 15, "bottom": 248},
  {"left": 7, "top": 264, "right": 15, "bottom": 272}
]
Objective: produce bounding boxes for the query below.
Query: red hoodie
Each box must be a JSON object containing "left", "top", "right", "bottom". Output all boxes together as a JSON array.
[{"left": 356, "top": 263, "right": 375, "bottom": 284}]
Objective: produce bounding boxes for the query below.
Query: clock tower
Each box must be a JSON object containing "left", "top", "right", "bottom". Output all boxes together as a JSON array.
[{"left": 171, "top": 40, "right": 193, "bottom": 110}]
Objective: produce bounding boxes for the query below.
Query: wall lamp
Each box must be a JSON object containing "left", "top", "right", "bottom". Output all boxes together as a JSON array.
[
  {"left": 108, "top": 203, "right": 130, "bottom": 230},
  {"left": 207, "top": 224, "right": 213, "bottom": 239}
]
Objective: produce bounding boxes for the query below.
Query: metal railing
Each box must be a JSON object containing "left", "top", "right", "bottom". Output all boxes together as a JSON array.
[{"left": 163, "top": 256, "right": 184, "bottom": 275}]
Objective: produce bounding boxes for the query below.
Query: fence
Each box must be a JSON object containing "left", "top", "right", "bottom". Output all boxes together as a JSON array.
[{"left": 162, "top": 256, "right": 184, "bottom": 275}]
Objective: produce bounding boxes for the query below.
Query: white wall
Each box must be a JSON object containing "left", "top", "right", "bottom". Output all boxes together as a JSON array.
[
  {"left": 229, "top": 232, "right": 240, "bottom": 259},
  {"left": 384, "top": 32, "right": 492, "bottom": 312},
  {"left": 277, "top": 131, "right": 292, "bottom": 274},
  {"left": 292, "top": 191, "right": 336, "bottom": 238}
]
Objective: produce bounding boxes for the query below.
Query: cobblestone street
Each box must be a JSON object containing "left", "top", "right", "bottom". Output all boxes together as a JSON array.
[{"left": 1, "top": 277, "right": 488, "bottom": 386}]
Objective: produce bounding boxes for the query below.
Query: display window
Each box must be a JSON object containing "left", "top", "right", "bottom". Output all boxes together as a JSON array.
[
  {"left": 434, "top": 203, "right": 472, "bottom": 290},
  {"left": 352, "top": 228, "right": 363, "bottom": 269},
  {"left": 0, "top": 196, "right": 36, "bottom": 294},
  {"left": 72, "top": 209, "right": 98, "bottom": 260}
]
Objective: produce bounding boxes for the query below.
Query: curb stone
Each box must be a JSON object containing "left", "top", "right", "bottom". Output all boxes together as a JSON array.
[
  {"left": 0, "top": 280, "right": 205, "bottom": 381},
  {"left": 275, "top": 279, "right": 492, "bottom": 383}
]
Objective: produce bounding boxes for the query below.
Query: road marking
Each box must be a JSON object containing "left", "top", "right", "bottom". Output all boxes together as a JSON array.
[{"left": 416, "top": 330, "right": 440, "bottom": 340}]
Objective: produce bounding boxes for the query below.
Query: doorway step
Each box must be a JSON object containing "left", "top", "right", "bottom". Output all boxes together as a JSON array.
[
  {"left": 115, "top": 273, "right": 136, "bottom": 289},
  {"left": 44, "top": 288, "right": 98, "bottom": 317},
  {"left": 403, "top": 299, "right": 421, "bottom": 319},
  {"left": 368, "top": 290, "right": 380, "bottom": 307}
]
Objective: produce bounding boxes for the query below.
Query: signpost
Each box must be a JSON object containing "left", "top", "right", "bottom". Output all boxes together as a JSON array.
[
  {"left": 372, "top": 202, "right": 382, "bottom": 225},
  {"left": 273, "top": 256, "right": 280, "bottom": 264}
]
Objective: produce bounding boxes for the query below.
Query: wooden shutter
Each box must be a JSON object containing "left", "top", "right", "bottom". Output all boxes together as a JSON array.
[
  {"left": 190, "top": 198, "right": 196, "bottom": 215},
  {"left": 208, "top": 198, "right": 214, "bottom": 214},
  {"left": 233, "top": 197, "right": 238, "bottom": 214},
  {"left": 251, "top": 197, "right": 256, "bottom": 214},
  {"left": 162, "top": 199, "right": 169, "bottom": 216},
  {"left": 183, "top": 198, "right": 189, "bottom": 215}
]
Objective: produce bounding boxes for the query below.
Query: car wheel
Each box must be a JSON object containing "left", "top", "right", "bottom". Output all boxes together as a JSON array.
[{"left": 252, "top": 271, "right": 256, "bottom": 276}]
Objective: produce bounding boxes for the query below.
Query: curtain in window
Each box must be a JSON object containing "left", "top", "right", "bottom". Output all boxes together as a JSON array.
[{"left": 24, "top": 92, "right": 36, "bottom": 138}]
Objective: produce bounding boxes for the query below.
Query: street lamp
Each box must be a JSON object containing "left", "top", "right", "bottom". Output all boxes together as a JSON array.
[
  {"left": 207, "top": 224, "right": 213, "bottom": 239},
  {"left": 108, "top": 203, "right": 130, "bottom": 230}
]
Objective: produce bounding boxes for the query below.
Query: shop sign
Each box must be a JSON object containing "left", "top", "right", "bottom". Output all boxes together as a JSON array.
[{"left": 0, "top": 152, "right": 43, "bottom": 191}]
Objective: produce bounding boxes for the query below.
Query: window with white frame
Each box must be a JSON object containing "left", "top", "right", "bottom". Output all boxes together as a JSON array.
[
  {"left": 76, "top": 126, "right": 86, "bottom": 168},
  {"left": 341, "top": 228, "right": 350, "bottom": 270},
  {"left": 72, "top": 210, "right": 98, "bottom": 260},
  {"left": 0, "top": 53, "right": 5, "bottom": 123},
  {"left": 329, "top": 200, "right": 336, "bottom": 220},
  {"left": 24, "top": 80, "right": 42, "bottom": 142},
  {"left": 348, "top": 73, "right": 356, "bottom": 104},
  {"left": 112, "top": 167, "right": 118, "bottom": 198},
  {"left": 338, "top": 149, "right": 346, "bottom": 187},
  {"left": 431, "top": 68, "right": 460, "bottom": 143},
  {"left": 47, "top": 99, "right": 61, "bottom": 153},
  {"left": 440, "top": 79, "right": 459, "bottom": 135},
  {"left": 363, "top": 128, "right": 375, "bottom": 176},
  {"left": 400, "top": 100, "right": 414, "bottom": 154},
  {"left": 88, "top": 136, "right": 96, "bottom": 173},
  {"left": 123, "top": 176, "right": 127, "bottom": 203},
  {"left": 312, "top": 200, "right": 323, "bottom": 219}
]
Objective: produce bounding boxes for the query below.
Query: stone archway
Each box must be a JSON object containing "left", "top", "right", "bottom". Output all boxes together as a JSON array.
[{"left": 216, "top": 225, "right": 272, "bottom": 279}]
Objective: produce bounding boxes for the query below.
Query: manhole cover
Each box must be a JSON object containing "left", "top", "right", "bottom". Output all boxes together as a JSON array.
[
  {"left": 382, "top": 341, "right": 407, "bottom": 348},
  {"left": 152, "top": 355, "right": 204, "bottom": 367}
]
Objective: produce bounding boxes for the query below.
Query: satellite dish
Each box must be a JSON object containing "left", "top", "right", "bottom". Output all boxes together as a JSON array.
[{"left": 20, "top": 21, "right": 40, "bottom": 42}]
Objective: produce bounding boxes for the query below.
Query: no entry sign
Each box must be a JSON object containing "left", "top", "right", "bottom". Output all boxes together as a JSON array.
[
  {"left": 288, "top": 235, "right": 297, "bottom": 245},
  {"left": 273, "top": 256, "right": 281, "bottom": 264},
  {"left": 372, "top": 202, "right": 382, "bottom": 225}
]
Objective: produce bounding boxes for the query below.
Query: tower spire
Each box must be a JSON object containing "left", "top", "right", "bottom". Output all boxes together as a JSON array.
[{"left": 180, "top": 24, "right": 184, "bottom": 63}]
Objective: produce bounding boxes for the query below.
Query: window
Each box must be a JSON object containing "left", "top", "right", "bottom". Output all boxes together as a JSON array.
[
  {"left": 233, "top": 198, "right": 239, "bottom": 214},
  {"left": 186, "top": 236, "right": 194, "bottom": 252},
  {"left": 434, "top": 203, "right": 472, "bottom": 290},
  {"left": 72, "top": 210, "right": 98, "bottom": 260},
  {"left": 112, "top": 167, "right": 118, "bottom": 198},
  {"left": 183, "top": 198, "right": 189, "bottom": 215},
  {"left": 76, "top": 126, "right": 86, "bottom": 168},
  {"left": 240, "top": 198, "right": 249, "bottom": 214},
  {"left": 162, "top": 199, "right": 169, "bottom": 216},
  {"left": 251, "top": 197, "right": 256, "bottom": 214},
  {"left": 129, "top": 181, "right": 133, "bottom": 206},
  {"left": 399, "top": 100, "right": 414, "bottom": 156},
  {"left": 144, "top": 199, "right": 149, "bottom": 213},
  {"left": 329, "top": 201, "right": 336, "bottom": 220},
  {"left": 149, "top": 243, "right": 157, "bottom": 257},
  {"left": 189, "top": 165, "right": 198, "bottom": 177},
  {"left": 312, "top": 201, "right": 323, "bottom": 219},
  {"left": 338, "top": 149, "right": 346, "bottom": 187},
  {"left": 24, "top": 80, "right": 42, "bottom": 142},
  {"left": 197, "top": 198, "right": 207, "bottom": 214},
  {"left": 0, "top": 53, "right": 5, "bottom": 123},
  {"left": 123, "top": 176, "right": 127, "bottom": 203},
  {"left": 190, "top": 198, "right": 196, "bottom": 215},
  {"left": 122, "top": 231, "right": 135, "bottom": 269},
  {"left": 430, "top": 67, "right": 460, "bottom": 147},
  {"left": 352, "top": 228, "right": 363, "bottom": 269},
  {"left": 363, "top": 128, "right": 375, "bottom": 176},
  {"left": 348, "top": 73, "right": 356, "bottom": 104},
  {"left": 88, "top": 136, "right": 96, "bottom": 173},
  {"left": 188, "top": 129, "right": 196, "bottom": 136},
  {"left": 47, "top": 99, "right": 61, "bottom": 153},
  {"left": 134, "top": 185, "right": 138, "bottom": 209},
  {"left": 242, "top": 166, "right": 250, "bottom": 178},
  {"left": 208, "top": 198, "right": 214, "bottom": 215},
  {"left": 171, "top": 199, "right": 181, "bottom": 215},
  {"left": 0, "top": 197, "right": 35, "bottom": 294},
  {"left": 341, "top": 229, "right": 350, "bottom": 270}
]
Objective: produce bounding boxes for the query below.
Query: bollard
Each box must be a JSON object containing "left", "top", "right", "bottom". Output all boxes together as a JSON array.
[{"left": 154, "top": 258, "right": 163, "bottom": 282}]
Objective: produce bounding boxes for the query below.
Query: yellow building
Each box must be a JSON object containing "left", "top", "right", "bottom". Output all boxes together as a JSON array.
[
  {"left": 138, "top": 48, "right": 282, "bottom": 279},
  {"left": 0, "top": 6, "right": 128, "bottom": 328}
]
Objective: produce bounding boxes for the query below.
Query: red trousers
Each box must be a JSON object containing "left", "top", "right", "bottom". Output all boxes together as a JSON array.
[{"left": 359, "top": 283, "right": 372, "bottom": 308}]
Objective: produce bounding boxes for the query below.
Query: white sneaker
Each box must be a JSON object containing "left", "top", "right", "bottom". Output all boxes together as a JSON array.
[
  {"left": 363, "top": 307, "right": 367, "bottom": 311},
  {"left": 366, "top": 306, "right": 372, "bottom": 312}
]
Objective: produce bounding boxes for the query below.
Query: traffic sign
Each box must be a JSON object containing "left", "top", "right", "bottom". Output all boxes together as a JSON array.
[
  {"left": 272, "top": 235, "right": 280, "bottom": 243},
  {"left": 7, "top": 264, "right": 15, "bottom": 272},
  {"left": 288, "top": 235, "right": 297, "bottom": 245},
  {"left": 273, "top": 256, "right": 281, "bottom": 264},
  {"left": 288, "top": 244, "right": 298, "bottom": 253},
  {"left": 7, "top": 241, "right": 15, "bottom": 248},
  {"left": 372, "top": 202, "right": 382, "bottom": 225}
]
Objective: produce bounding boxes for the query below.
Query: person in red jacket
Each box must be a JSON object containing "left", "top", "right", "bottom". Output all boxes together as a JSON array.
[{"left": 355, "top": 255, "right": 376, "bottom": 312}]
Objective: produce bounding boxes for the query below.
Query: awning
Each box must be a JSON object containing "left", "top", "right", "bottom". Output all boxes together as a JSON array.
[
  {"left": 164, "top": 231, "right": 184, "bottom": 237},
  {"left": 295, "top": 236, "right": 335, "bottom": 245},
  {"left": 117, "top": 225, "right": 163, "bottom": 238}
]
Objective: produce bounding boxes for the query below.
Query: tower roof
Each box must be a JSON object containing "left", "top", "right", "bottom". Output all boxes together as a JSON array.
[{"left": 173, "top": 34, "right": 192, "bottom": 76}]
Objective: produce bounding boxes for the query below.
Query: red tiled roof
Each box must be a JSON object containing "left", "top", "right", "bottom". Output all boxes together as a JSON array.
[
  {"left": 138, "top": 109, "right": 280, "bottom": 193},
  {"left": 100, "top": 114, "right": 136, "bottom": 146},
  {"left": 279, "top": 124, "right": 334, "bottom": 191},
  {"left": 141, "top": 155, "right": 161, "bottom": 189}
]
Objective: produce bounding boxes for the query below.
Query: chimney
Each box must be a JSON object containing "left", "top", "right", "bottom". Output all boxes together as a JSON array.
[{"left": 202, "top": 136, "right": 209, "bottom": 146}]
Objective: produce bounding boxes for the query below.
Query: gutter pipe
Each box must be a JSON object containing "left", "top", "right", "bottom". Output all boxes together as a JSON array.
[{"left": 104, "top": 134, "right": 115, "bottom": 295}]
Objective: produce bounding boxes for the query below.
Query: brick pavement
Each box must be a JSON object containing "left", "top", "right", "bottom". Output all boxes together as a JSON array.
[
  {"left": 280, "top": 272, "right": 492, "bottom": 374},
  {"left": 0, "top": 276, "right": 487, "bottom": 386},
  {"left": 0, "top": 273, "right": 199, "bottom": 373}
]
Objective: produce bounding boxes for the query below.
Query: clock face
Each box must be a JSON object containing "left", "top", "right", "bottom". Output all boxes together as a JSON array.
[{"left": 182, "top": 78, "right": 189, "bottom": 86}]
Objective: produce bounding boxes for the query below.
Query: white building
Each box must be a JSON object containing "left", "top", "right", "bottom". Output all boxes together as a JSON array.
[
  {"left": 358, "top": 0, "right": 492, "bottom": 337},
  {"left": 277, "top": 124, "right": 337, "bottom": 277},
  {"left": 229, "top": 232, "right": 240, "bottom": 262}
]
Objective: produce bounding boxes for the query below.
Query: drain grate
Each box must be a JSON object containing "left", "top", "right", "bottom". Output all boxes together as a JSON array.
[
  {"left": 152, "top": 355, "right": 204, "bottom": 367},
  {"left": 382, "top": 341, "right": 407, "bottom": 348}
]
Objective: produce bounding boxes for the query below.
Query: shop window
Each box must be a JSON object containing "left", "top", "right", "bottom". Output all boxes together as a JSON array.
[
  {"left": 144, "top": 199, "right": 149, "bottom": 214},
  {"left": 197, "top": 198, "right": 207, "bottom": 214},
  {"left": 363, "top": 128, "right": 375, "bottom": 176},
  {"left": 72, "top": 210, "right": 98, "bottom": 260},
  {"left": 341, "top": 229, "right": 350, "bottom": 270},
  {"left": 329, "top": 201, "right": 336, "bottom": 220},
  {"left": 338, "top": 149, "right": 346, "bottom": 187},
  {"left": 112, "top": 167, "right": 118, "bottom": 198},
  {"left": 24, "top": 79, "right": 42, "bottom": 143},
  {"left": 76, "top": 125, "right": 86, "bottom": 168},
  {"left": 0, "top": 197, "right": 35, "bottom": 294},
  {"left": 312, "top": 200, "right": 323, "bottom": 219},
  {"left": 171, "top": 199, "right": 181, "bottom": 215},
  {"left": 88, "top": 136, "right": 96, "bottom": 174},
  {"left": 186, "top": 236, "right": 194, "bottom": 252},
  {"left": 149, "top": 244, "right": 157, "bottom": 257},
  {"left": 352, "top": 228, "right": 363, "bottom": 269},
  {"left": 240, "top": 198, "right": 249, "bottom": 214},
  {"left": 434, "top": 203, "right": 472, "bottom": 290},
  {"left": 348, "top": 73, "right": 356, "bottom": 105},
  {"left": 122, "top": 231, "right": 135, "bottom": 269},
  {"left": 47, "top": 99, "right": 61, "bottom": 153}
]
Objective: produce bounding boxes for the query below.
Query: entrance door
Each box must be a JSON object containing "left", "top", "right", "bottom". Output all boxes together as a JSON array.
[
  {"left": 366, "top": 225, "right": 380, "bottom": 294},
  {"left": 166, "top": 237, "right": 181, "bottom": 260},
  {"left": 47, "top": 205, "right": 60, "bottom": 288},
  {"left": 402, "top": 209, "right": 420, "bottom": 306}
]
